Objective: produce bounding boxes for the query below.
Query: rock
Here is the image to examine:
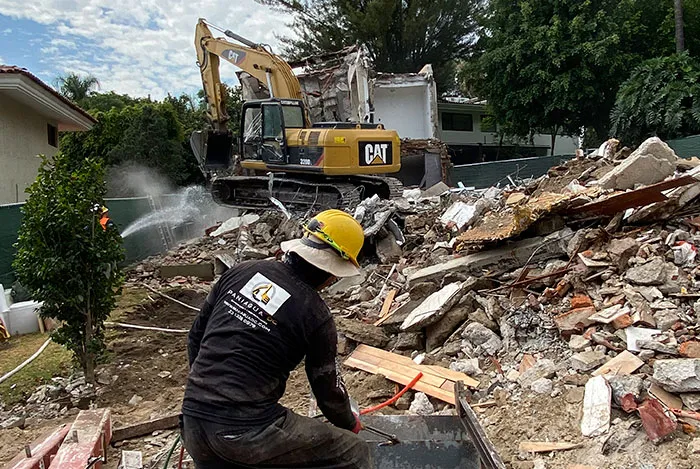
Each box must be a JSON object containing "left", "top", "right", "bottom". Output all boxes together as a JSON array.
[
  {"left": 408, "top": 282, "right": 438, "bottom": 298},
  {"left": 653, "top": 359, "right": 700, "bottom": 393},
  {"left": 409, "top": 392, "right": 435, "bottom": 415},
  {"left": 597, "top": 137, "right": 677, "bottom": 191},
  {"left": 680, "top": 340, "right": 700, "bottom": 358},
  {"left": 376, "top": 232, "right": 403, "bottom": 264},
  {"left": 654, "top": 310, "right": 680, "bottom": 331},
  {"left": 569, "top": 335, "right": 592, "bottom": 351},
  {"left": 638, "top": 339, "right": 679, "bottom": 356},
  {"left": 570, "top": 350, "right": 608, "bottom": 372},
  {"left": 607, "top": 375, "right": 644, "bottom": 407},
  {"left": 608, "top": 238, "right": 639, "bottom": 270},
  {"left": 157, "top": 371, "right": 171, "bottom": 379},
  {"left": 401, "top": 282, "right": 465, "bottom": 331},
  {"left": 688, "top": 438, "right": 700, "bottom": 454},
  {"left": 681, "top": 393, "right": 700, "bottom": 411},
  {"left": 394, "top": 393, "right": 412, "bottom": 411},
  {"left": 128, "top": 394, "right": 144, "bottom": 406},
  {"left": 336, "top": 318, "right": 390, "bottom": 348},
  {"left": 581, "top": 375, "right": 612, "bottom": 437},
  {"left": 425, "top": 306, "right": 470, "bottom": 352},
  {"left": 1, "top": 415, "right": 25, "bottom": 429},
  {"left": 395, "top": 332, "right": 423, "bottom": 351},
  {"left": 530, "top": 378, "right": 554, "bottom": 394},
  {"left": 96, "top": 371, "right": 112, "bottom": 386},
  {"left": 518, "top": 359, "right": 557, "bottom": 388},
  {"left": 461, "top": 322, "right": 502, "bottom": 356},
  {"left": 625, "top": 258, "right": 670, "bottom": 286},
  {"left": 449, "top": 358, "right": 482, "bottom": 376},
  {"left": 506, "top": 369, "right": 520, "bottom": 382},
  {"left": 469, "top": 308, "right": 498, "bottom": 331}
]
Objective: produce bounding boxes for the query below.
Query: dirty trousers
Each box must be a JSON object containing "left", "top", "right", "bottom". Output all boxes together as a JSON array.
[{"left": 181, "top": 410, "right": 372, "bottom": 469}]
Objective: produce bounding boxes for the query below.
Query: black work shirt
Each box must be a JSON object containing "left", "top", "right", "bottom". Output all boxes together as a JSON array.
[{"left": 182, "top": 260, "right": 355, "bottom": 431}]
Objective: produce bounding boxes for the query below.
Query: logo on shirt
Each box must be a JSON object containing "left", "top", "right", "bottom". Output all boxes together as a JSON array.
[{"left": 240, "top": 272, "right": 291, "bottom": 316}]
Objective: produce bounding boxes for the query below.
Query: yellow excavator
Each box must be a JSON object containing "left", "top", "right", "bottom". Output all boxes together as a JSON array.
[{"left": 191, "top": 19, "right": 402, "bottom": 210}]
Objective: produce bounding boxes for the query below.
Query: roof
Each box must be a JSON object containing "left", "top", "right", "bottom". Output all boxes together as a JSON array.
[{"left": 0, "top": 65, "right": 97, "bottom": 130}]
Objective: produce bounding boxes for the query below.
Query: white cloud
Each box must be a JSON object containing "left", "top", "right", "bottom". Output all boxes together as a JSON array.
[{"left": 0, "top": 0, "right": 294, "bottom": 98}]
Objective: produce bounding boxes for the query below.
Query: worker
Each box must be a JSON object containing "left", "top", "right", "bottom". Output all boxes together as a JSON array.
[
  {"left": 181, "top": 209, "right": 370, "bottom": 469},
  {"left": 99, "top": 206, "right": 114, "bottom": 231}
]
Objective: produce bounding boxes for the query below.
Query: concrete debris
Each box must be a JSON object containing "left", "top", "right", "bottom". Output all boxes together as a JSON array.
[
  {"left": 210, "top": 214, "right": 260, "bottom": 237},
  {"left": 530, "top": 377, "right": 554, "bottom": 394},
  {"left": 461, "top": 322, "right": 503, "bottom": 356},
  {"left": 625, "top": 258, "right": 672, "bottom": 286},
  {"left": 625, "top": 326, "right": 662, "bottom": 352},
  {"left": 571, "top": 350, "right": 608, "bottom": 372},
  {"left": 408, "top": 392, "right": 435, "bottom": 415},
  {"left": 653, "top": 359, "right": 700, "bottom": 393},
  {"left": 518, "top": 359, "right": 557, "bottom": 388},
  {"left": 637, "top": 398, "right": 677, "bottom": 443},
  {"left": 449, "top": 358, "right": 482, "bottom": 376},
  {"left": 400, "top": 282, "right": 464, "bottom": 331},
  {"left": 597, "top": 137, "right": 677, "bottom": 190},
  {"left": 681, "top": 393, "right": 700, "bottom": 411},
  {"left": 581, "top": 375, "right": 612, "bottom": 437},
  {"left": 607, "top": 375, "right": 644, "bottom": 407}
]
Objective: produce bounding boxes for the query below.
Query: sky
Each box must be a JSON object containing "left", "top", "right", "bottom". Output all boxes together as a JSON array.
[{"left": 0, "top": 0, "right": 293, "bottom": 99}]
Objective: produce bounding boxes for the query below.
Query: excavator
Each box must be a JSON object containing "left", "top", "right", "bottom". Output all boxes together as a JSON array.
[{"left": 191, "top": 18, "right": 402, "bottom": 211}]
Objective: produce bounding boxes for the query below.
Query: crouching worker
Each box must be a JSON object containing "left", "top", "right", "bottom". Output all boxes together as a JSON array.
[{"left": 181, "top": 209, "right": 371, "bottom": 469}]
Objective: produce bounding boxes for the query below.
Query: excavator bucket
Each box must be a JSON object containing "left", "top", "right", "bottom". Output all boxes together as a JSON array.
[{"left": 190, "top": 130, "right": 234, "bottom": 171}]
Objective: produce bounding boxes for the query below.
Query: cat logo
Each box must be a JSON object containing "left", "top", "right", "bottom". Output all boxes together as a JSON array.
[
  {"left": 252, "top": 283, "right": 273, "bottom": 305},
  {"left": 359, "top": 142, "right": 393, "bottom": 166},
  {"left": 221, "top": 49, "right": 246, "bottom": 66}
]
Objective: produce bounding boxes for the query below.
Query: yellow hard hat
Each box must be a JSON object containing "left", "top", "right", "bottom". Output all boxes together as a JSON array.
[
  {"left": 101, "top": 206, "right": 109, "bottom": 214},
  {"left": 303, "top": 209, "right": 364, "bottom": 267}
]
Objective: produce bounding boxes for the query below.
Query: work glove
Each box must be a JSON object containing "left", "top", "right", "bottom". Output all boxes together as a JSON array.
[{"left": 351, "top": 412, "right": 363, "bottom": 434}]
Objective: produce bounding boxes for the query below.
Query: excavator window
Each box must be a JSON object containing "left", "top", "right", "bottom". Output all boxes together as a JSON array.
[
  {"left": 282, "top": 105, "right": 304, "bottom": 128},
  {"left": 261, "top": 102, "right": 286, "bottom": 162}
]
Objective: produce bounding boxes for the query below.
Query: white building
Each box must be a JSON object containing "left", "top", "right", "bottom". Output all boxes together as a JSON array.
[
  {"left": 437, "top": 98, "right": 579, "bottom": 165},
  {"left": 0, "top": 66, "right": 96, "bottom": 204}
]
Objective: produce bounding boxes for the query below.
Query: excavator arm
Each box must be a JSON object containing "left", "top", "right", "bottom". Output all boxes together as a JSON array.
[{"left": 195, "top": 18, "right": 302, "bottom": 130}]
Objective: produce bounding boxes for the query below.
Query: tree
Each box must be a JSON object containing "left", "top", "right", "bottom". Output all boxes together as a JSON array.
[
  {"left": 676, "top": 0, "right": 686, "bottom": 53},
  {"left": 258, "top": 0, "right": 483, "bottom": 91},
  {"left": 13, "top": 153, "right": 124, "bottom": 383},
  {"left": 56, "top": 73, "right": 100, "bottom": 106},
  {"left": 610, "top": 53, "right": 700, "bottom": 145}
]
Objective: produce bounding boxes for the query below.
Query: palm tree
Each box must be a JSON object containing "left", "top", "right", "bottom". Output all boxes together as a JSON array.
[
  {"left": 675, "top": 0, "right": 685, "bottom": 53},
  {"left": 56, "top": 73, "right": 100, "bottom": 105}
]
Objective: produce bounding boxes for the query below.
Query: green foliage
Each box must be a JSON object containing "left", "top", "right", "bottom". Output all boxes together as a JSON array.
[
  {"left": 259, "top": 0, "right": 483, "bottom": 91},
  {"left": 81, "top": 92, "right": 143, "bottom": 113},
  {"left": 13, "top": 153, "right": 124, "bottom": 382},
  {"left": 611, "top": 53, "right": 700, "bottom": 145},
  {"left": 56, "top": 73, "right": 100, "bottom": 107}
]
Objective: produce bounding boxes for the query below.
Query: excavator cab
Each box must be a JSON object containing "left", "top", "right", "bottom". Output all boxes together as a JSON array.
[{"left": 240, "top": 99, "right": 306, "bottom": 164}]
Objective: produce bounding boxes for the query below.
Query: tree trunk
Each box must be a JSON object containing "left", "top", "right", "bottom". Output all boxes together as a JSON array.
[
  {"left": 675, "top": 0, "right": 685, "bottom": 53},
  {"left": 84, "top": 215, "right": 96, "bottom": 384},
  {"left": 550, "top": 128, "right": 558, "bottom": 156}
]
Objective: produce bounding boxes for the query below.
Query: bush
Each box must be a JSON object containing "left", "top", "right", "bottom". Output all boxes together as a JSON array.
[
  {"left": 611, "top": 53, "right": 700, "bottom": 145},
  {"left": 13, "top": 153, "right": 124, "bottom": 383}
]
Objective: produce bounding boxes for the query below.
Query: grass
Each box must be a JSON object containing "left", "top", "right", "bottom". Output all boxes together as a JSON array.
[
  {"left": 0, "top": 333, "right": 73, "bottom": 405},
  {"left": 0, "top": 286, "right": 149, "bottom": 406}
]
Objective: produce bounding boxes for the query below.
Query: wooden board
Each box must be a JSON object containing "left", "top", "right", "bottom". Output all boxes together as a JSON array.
[
  {"left": 112, "top": 413, "right": 180, "bottom": 442},
  {"left": 344, "top": 345, "right": 478, "bottom": 405},
  {"left": 373, "top": 290, "right": 398, "bottom": 326},
  {"left": 518, "top": 441, "right": 583, "bottom": 453},
  {"left": 649, "top": 383, "right": 683, "bottom": 410},
  {"left": 592, "top": 350, "right": 644, "bottom": 376}
]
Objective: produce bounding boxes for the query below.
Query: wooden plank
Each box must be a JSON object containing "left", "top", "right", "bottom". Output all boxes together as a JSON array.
[
  {"left": 349, "top": 350, "right": 447, "bottom": 388},
  {"left": 649, "top": 383, "right": 683, "bottom": 410},
  {"left": 344, "top": 356, "right": 456, "bottom": 404},
  {"left": 352, "top": 345, "right": 479, "bottom": 387},
  {"left": 112, "top": 413, "right": 180, "bottom": 443},
  {"left": 592, "top": 350, "right": 644, "bottom": 376},
  {"left": 379, "top": 290, "right": 397, "bottom": 318},
  {"left": 518, "top": 441, "right": 584, "bottom": 453}
]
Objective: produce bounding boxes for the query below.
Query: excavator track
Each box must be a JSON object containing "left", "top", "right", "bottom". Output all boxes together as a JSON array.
[{"left": 210, "top": 175, "right": 402, "bottom": 212}]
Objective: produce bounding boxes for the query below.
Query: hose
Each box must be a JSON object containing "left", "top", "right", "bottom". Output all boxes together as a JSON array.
[
  {"left": 360, "top": 372, "right": 423, "bottom": 415},
  {"left": 162, "top": 434, "right": 181, "bottom": 469}
]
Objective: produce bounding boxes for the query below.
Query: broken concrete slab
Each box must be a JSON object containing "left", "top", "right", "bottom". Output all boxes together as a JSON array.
[
  {"left": 408, "top": 229, "right": 571, "bottom": 285},
  {"left": 653, "top": 359, "right": 700, "bottom": 393},
  {"left": 400, "top": 282, "right": 464, "bottom": 331},
  {"left": 581, "top": 375, "right": 612, "bottom": 437},
  {"left": 449, "top": 358, "right": 482, "bottom": 376},
  {"left": 554, "top": 307, "right": 596, "bottom": 336},
  {"left": 461, "top": 322, "right": 503, "bottom": 356},
  {"left": 608, "top": 238, "right": 639, "bottom": 271},
  {"left": 376, "top": 232, "right": 403, "bottom": 264},
  {"left": 597, "top": 137, "right": 677, "bottom": 191},
  {"left": 569, "top": 335, "right": 592, "bottom": 351},
  {"left": 681, "top": 393, "right": 700, "bottom": 411},
  {"left": 625, "top": 326, "right": 662, "bottom": 352},
  {"left": 518, "top": 359, "right": 557, "bottom": 388},
  {"left": 638, "top": 339, "right": 679, "bottom": 356},
  {"left": 625, "top": 258, "right": 671, "bottom": 286},
  {"left": 530, "top": 377, "right": 554, "bottom": 395},
  {"left": 588, "top": 305, "right": 629, "bottom": 324},
  {"left": 336, "top": 318, "right": 390, "bottom": 348},
  {"left": 425, "top": 305, "right": 470, "bottom": 352},
  {"left": 608, "top": 375, "right": 644, "bottom": 407},
  {"left": 571, "top": 350, "right": 608, "bottom": 372}
]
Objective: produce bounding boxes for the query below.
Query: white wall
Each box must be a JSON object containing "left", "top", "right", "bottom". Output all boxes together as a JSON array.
[
  {"left": 438, "top": 106, "right": 578, "bottom": 155},
  {"left": 373, "top": 84, "right": 434, "bottom": 139},
  {"left": 0, "top": 96, "right": 58, "bottom": 204}
]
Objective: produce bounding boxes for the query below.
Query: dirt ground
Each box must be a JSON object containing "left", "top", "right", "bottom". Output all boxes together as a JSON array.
[{"left": 2, "top": 285, "right": 697, "bottom": 469}]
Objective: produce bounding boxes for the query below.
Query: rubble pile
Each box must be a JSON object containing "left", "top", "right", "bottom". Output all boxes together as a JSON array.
[{"left": 113, "top": 135, "right": 700, "bottom": 464}]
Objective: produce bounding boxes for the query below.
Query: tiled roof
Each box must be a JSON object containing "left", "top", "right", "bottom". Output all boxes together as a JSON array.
[{"left": 0, "top": 65, "right": 97, "bottom": 124}]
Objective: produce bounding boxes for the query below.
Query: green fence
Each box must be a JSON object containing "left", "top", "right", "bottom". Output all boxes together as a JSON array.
[
  {"left": 668, "top": 135, "right": 700, "bottom": 159},
  {"left": 448, "top": 154, "right": 575, "bottom": 189},
  {"left": 0, "top": 197, "right": 175, "bottom": 288}
]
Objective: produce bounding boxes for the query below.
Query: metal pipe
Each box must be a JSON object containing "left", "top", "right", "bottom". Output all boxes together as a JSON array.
[
  {"left": 265, "top": 71, "right": 275, "bottom": 97},
  {"left": 224, "top": 30, "right": 257, "bottom": 48}
]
